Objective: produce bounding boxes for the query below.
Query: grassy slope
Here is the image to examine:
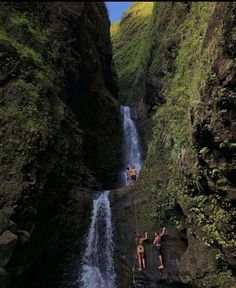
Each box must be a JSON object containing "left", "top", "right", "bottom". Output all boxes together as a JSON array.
[{"left": 111, "top": 2, "right": 153, "bottom": 103}]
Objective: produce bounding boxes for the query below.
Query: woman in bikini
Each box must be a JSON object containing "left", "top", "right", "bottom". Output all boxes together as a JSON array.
[{"left": 136, "top": 232, "right": 148, "bottom": 271}]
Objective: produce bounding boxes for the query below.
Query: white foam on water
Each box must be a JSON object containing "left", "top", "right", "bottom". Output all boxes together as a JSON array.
[
  {"left": 120, "top": 105, "right": 143, "bottom": 186},
  {"left": 80, "top": 191, "right": 116, "bottom": 288}
]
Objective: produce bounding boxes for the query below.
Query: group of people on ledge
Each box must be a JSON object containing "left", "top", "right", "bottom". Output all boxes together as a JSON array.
[
  {"left": 136, "top": 227, "right": 166, "bottom": 271},
  {"left": 126, "top": 165, "right": 138, "bottom": 186}
]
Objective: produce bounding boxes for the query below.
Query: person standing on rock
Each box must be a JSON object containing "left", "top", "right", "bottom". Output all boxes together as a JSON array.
[
  {"left": 136, "top": 232, "right": 148, "bottom": 271},
  {"left": 130, "top": 165, "right": 138, "bottom": 185},
  {"left": 126, "top": 166, "right": 132, "bottom": 185},
  {"left": 153, "top": 227, "right": 166, "bottom": 269}
]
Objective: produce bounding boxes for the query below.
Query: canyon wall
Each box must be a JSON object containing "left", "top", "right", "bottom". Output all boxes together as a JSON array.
[
  {"left": 0, "top": 2, "right": 121, "bottom": 287},
  {"left": 111, "top": 2, "right": 236, "bottom": 287}
]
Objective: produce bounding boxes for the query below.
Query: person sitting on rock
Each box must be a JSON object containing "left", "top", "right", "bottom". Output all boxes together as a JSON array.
[
  {"left": 153, "top": 227, "right": 166, "bottom": 269},
  {"left": 136, "top": 232, "right": 148, "bottom": 271},
  {"left": 130, "top": 165, "right": 138, "bottom": 185}
]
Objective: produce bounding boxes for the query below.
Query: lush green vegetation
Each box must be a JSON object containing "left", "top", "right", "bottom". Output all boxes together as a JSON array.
[
  {"left": 111, "top": 2, "right": 153, "bottom": 101},
  {"left": 0, "top": 3, "right": 118, "bottom": 204},
  {"left": 143, "top": 3, "right": 236, "bottom": 281},
  {"left": 0, "top": 9, "right": 57, "bottom": 203},
  {"left": 145, "top": 0, "right": 236, "bottom": 248}
]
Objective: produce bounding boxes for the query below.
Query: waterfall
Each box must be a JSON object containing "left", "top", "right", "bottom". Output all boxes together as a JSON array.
[
  {"left": 79, "top": 191, "right": 117, "bottom": 288},
  {"left": 120, "top": 105, "right": 143, "bottom": 186},
  {"left": 79, "top": 105, "right": 143, "bottom": 287}
]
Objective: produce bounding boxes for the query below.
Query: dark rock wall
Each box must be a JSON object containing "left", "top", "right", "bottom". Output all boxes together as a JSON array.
[{"left": 0, "top": 2, "right": 121, "bottom": 287}]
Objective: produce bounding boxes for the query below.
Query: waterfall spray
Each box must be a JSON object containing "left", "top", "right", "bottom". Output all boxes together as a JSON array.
[
  {"left": 80, "top": 191, "right": 116, "bottom": 288},
  {"left": 120, "top": 105, "right": 143, "bottom": 185}
]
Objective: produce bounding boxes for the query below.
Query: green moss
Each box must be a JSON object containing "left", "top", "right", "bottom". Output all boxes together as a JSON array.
[
  {"left": 111, "top": 2, "right": 154, "bottom": 102},
  {"left": 199, "top": 271, "right": 235, "bottom": 288},
  {"left": 9, "top": 11, "right": 48, "bottom": 43},
  {"left": 216, "top": 177, "right": 228, "bottom": 185},
  {"left": 13, "top": 41, "right": 43, "bottom": 63},
  {"left": 10, "top": 14, "right": 29, "bottom": 27},
  {"left": 0, "top": 30, "right": 43, "bottom": 64},
  {"left": 152, "top": 3, "right": 220, "bottom": 151},
  {"left": 199, "top": 147, "right": 210, "bottom": 157},
  {"left": 0, "top": 80, "right": 53, "bottom": 140},
  {"left": 117, "top": 2, "right": 236, "bottom": 285}
]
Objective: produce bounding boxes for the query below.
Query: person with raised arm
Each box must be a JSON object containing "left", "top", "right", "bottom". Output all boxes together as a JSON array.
[
  {"left": 136, "top": 232, "right": 148, "bottom": 271},
  {"left": 153, "top": 227, "right": 166, "bottom": 269}
]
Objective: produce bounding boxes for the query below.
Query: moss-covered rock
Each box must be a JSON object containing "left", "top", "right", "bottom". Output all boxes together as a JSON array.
[
  {"left": 112, "top": 2, "right": 236, "bottom": 287},
  {"left": 0, "top": 2, "right": 121, "bottom": 287}
]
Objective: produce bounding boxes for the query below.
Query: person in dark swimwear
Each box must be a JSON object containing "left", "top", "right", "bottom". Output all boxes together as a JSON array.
[
  {"left": 130, "top": 165, "right": 138, "bottom": 185},
  {"left": 153, "top": 227, "right": 166, "bottom": 269},
  {"left": 136, "top": 232, "right": 148, "bottom": 271}
]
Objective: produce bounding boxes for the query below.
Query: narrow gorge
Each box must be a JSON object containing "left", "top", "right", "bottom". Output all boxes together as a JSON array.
[{"left": 0, "top": 2, "right": 235, "bottom": 288}]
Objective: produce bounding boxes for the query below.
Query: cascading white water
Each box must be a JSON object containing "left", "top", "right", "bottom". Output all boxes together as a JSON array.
[
  {"left": 79, "top": 106, "right": 142, "bottom": 287},
  {"left": 80, "top": 191, "right": 116, "bottom": 288},
  {"left": 120, "top": 105, "right": 143, "bottom": 185}
]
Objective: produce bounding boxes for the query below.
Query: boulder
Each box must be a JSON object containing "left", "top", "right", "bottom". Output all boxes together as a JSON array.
[
  {"left": 0, "top": 230, "right": 18, "bottom": 267},
  {"left": 178, "top": 228, "right": 217, "bottom": 283}
]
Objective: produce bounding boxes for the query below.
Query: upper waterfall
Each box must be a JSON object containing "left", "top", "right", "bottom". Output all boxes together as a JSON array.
[{"left": 120, "top": 105, "right": 143, "bottom": 185}]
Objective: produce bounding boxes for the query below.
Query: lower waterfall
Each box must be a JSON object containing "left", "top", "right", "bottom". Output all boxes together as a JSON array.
[{"left": 79, "top": 191, "right": 117, "bottom": 288}]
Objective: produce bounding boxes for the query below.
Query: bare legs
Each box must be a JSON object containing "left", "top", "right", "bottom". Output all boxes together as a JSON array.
[
  {"left": 142, "top": 255, "right": 146, "bottom": 269},
  {"left": 138, "top": 254, "right": 142, "bottom": 270},
  {"left": 158, "top": 255, "right": 164, "bottom": 269},
  {"left": 137, "top": 253, "right": 145, "bottom": 270}
]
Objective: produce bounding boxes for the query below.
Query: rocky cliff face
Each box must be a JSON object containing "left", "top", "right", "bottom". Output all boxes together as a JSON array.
[
  {"left": 0, "top": 2, "right": 121, "bottom": 287},
  {"left": 111, "top": 2, "right": 236, "bottom": 287}
]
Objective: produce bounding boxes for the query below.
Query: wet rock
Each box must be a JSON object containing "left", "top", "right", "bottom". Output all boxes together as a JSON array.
[
  {"left": 111, "top": 187, "right": 188, "bottom": 286},
  {"left": 17, "top": 230, "right": 31, "bottom": 245},
  {"left": 0, "top": 230, "right": 18, "bottom": 267},
  {"left": 0, "top": 210, "right": 10, "bottom": 235},
  {"left": 9, "top": 221, "right": 17, "bottom": 235},
  {"left": 0, "top": 267, "right": 9, "bottom": 288},
  {"left": 178, "top": 229, "right": 217, "bottom": 283},
  {"left": 226, "top": 187, "right": 236, "bottom": 201},
  {"left": 2, "top": 206, "right": 15, "bottom": 218}
]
